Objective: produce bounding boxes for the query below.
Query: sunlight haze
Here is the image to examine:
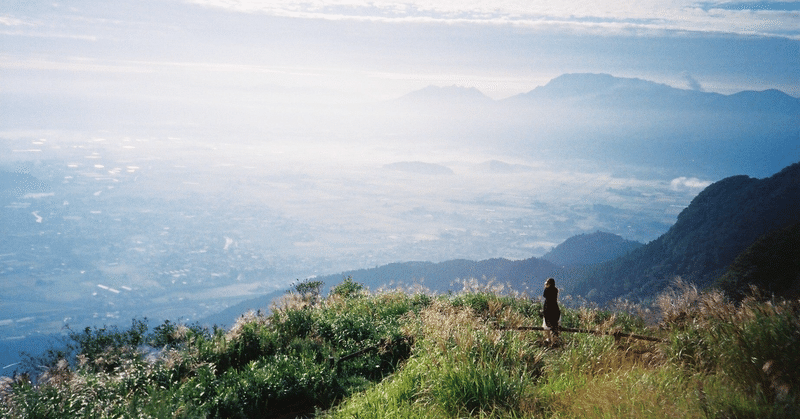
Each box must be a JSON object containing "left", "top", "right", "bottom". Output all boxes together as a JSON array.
[{"left": 1, "top": 0, "right": 798, "bottom": 359}]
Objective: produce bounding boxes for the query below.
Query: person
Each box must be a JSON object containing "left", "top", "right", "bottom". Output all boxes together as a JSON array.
[{"left": 542, "top": 277, "right": 560, "bottom": 341}]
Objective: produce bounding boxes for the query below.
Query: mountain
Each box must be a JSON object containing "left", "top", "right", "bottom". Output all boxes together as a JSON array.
[
  {"left": 566, "top": 162, "right": 800, "bottom": 302},
  {"left": 542, "top": 231, "right": 643, "bottom": 267}
]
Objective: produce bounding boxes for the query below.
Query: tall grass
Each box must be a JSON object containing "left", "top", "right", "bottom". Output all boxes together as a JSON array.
[
  {"left": 2, "top": 277, "right": 797, "bottom": 418},
  {"left": 659, "top": 280, "right": 800, "bottom": 417}
]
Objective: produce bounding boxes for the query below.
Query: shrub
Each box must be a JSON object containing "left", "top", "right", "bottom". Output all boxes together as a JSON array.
[{"left": 330, "top": 276, "right": 364, "bottom": 299}]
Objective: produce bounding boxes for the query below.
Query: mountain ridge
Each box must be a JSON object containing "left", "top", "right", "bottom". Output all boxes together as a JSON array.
[
  {"left": 398, "top": 73, "right": 800, "bottom": 105},
  {"left": 388, "top": 73, "right": 798, "bottom": 179},
  {"left": 504, "top": 73, "right": 800, "bottom": 112}
]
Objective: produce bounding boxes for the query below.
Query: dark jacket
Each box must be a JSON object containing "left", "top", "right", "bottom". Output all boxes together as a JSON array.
[{"left": 543, "top": 286, "right": 560, "bottom": 328}]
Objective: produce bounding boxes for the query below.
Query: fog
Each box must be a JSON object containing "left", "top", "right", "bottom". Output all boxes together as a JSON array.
[{"left": 1, "top": 113, "right": 709, "bottom": 336}]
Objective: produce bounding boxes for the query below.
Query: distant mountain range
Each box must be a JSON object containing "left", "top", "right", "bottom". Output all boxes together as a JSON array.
[
  {"left": 397, "top": 73, "right": 800, "bottom": 114},
  {"left": 509, "top": 73, "right": 800, "bottom": 113},
  {"left": 387, "top": 73, "right": 799, "bottom": 179}
]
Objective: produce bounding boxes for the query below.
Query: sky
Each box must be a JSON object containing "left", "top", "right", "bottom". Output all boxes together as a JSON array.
[{"left": 1, "top": 0, "right": 798, "bottom": 109}]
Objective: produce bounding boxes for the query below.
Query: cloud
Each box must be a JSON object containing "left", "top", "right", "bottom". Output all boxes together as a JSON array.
[
  {"left": 0, "top": 55, "right": 147, "bottom": 72},
  {"left": 0, "top": 15, "right": 30, "bottom": 26},
  {"left": 183, "top": 0, "right": 800, "bottom": 39},
  {"left": 670, "top": 176, "right": 712, "bottom": 191},
  {"left": 681, "top": 71, "right": 703, "bottom": 91}
]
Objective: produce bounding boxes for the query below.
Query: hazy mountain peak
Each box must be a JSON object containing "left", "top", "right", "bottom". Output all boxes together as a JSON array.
[
  {"left": 398, "top": 84, "right": 493, "bottom": 102},
  {"left": 519, "top": 73, "right": 676, "bottom": 100},
  {"left": 503, "top": 73, "right": 800, "bottom": 120}
]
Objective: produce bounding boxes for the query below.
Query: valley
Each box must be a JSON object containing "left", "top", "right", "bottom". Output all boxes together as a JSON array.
[{"left": 1, "top": 132, "right": 698, "bottom": 345}]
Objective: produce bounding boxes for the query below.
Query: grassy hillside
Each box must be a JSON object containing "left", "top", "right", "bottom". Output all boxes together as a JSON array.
[{"left": 2, "top": 278, "right": 798, "bottom": 418}]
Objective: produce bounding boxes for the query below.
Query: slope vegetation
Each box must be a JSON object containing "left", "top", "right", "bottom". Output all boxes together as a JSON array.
[{"left": 2, "top": 278, "right": 798, "bottom": 418}]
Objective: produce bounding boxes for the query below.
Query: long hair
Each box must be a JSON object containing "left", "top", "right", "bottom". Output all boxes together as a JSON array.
[{"left": 544, "top": 277, "right": 556, "bottom": 289}]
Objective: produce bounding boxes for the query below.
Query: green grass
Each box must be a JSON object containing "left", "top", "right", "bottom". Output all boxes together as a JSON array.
[{"left": 2, "top": 278, "right": 798, "bottom": 418}]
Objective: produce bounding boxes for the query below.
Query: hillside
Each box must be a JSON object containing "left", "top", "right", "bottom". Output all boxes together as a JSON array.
[
  {"left": 715, "top": 222, "right": 800, "bottom": 300},
  {"left": 194, "top": 258, "right": 558, "bottom": 329},
  {"left": 3, "top": 280, "right": 798, "bottom": 418},
  {"left": 567, "top": 162, "right": 800, "bottom": 302}
]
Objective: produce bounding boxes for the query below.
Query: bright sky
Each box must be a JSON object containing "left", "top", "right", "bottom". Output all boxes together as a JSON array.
[{"left": 1, "top": 0, "right": 798, "bottom": 105}]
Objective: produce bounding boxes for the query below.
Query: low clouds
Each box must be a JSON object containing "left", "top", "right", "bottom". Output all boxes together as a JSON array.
[
  {"left": 671, "top": 176, "right": 712, "bottom": 191},
  {"left": 185, "top": 0, "right": 800, "bottom": 39}
]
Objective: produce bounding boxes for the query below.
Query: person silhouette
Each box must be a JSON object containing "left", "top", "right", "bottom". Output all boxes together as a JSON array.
[{"left": 542, "top": 277, "right": 560, "bottom": 342}]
